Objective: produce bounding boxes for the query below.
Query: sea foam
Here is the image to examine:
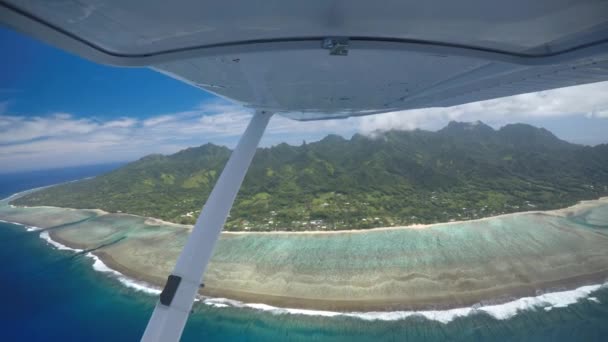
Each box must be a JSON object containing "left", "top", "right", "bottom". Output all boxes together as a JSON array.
[
  {"left": 0, "top": 184, "right": 56, "bottom": 202},
  {"left": 34, "top": 220, "right": 608, "bottom": 324},
  {"left": 0, "top": 219, "right": 43, "bottom": 232},
  {"left": 198, "top": 283, "right": 606, "bottom": 324},
  {"left": 37, "top": 230, "right": 161, "bottom": 295},
  {"left": 87, "top": 252, "right": 162, "bottom": 295},
  {"left": 39, "top": 231, "right": 83, "bottom": 252}
]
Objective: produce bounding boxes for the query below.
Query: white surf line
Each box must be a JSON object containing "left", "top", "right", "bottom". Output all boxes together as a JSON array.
[
  {"left": 87, "top": 252, "right": 162, "bottom": 296},
  {"left": 0, "top": 184, "right": 57, "bottom": 202},
  {"left": 201, "top": 282, "right": 607, "bottom": 323},
  {"left": 37, "top": 230, "right": 161, "bottom": 295},
  {"left": 37, "top": 226, "right": 608, "bottom": 323},
  {"left": 0, "top": 219, "right": 42, "bottom": 231},
  {"left": 39, "top": 231, "right": 83, "bottom": 252},
  {"left": 1, "top": 181, "right": 163, "bottom": 297},
  {"left": 22, "top": 199, "right": 608, "bottom": 323},
  {"left": 0, "top": 176, "right": 96, "bottom": 202}
]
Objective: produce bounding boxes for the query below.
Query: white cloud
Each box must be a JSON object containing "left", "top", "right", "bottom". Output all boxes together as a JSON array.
[
  {"left": 52, "top": 112, "right": 73, "bottom": 120},
  {"left": 0, "top": 114, "right": 98, "bottom": 144},
  {"left": 589, "top": 109, "right": 608, "bottom": 118},
  {"left": 103, "top": 118, "right": 138, "bottom": 128},
  {"left": 357, "top": 81, "right": 608, "bottom": 133},
  {"left": 142, "top": 114, "right": 180, "bottom": 127},
  {"left": 0, "top": 82, "right": 607, "bottom": 173}
]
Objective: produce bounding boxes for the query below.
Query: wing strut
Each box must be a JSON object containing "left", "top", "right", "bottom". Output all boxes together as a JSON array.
[{"left": 141, "top": 110, "right": 273, "bottom": 341}]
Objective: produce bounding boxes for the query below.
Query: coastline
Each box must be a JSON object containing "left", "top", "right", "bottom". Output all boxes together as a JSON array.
[
  {"left": 39, "top": 229, "right": 162, "bottom": 295},
  {"left": 13, "top": 195, "right": 608, "bottom": 235},
  {"left": 2, "top": 194, "right": 608, "bottom": 320},
  {"left": 31, "top": 225, "right": 608, "bottom": 323},
  {"left": 53, "top": 221, "right": 608, "bottom": 313},
  {"left": 224, "top": 196, "right": 608, "bottom": 235}
]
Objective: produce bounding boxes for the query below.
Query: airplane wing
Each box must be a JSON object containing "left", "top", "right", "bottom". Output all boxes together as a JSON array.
[{"left": 1, "top": 0, "right": 607, "bottom": 120}]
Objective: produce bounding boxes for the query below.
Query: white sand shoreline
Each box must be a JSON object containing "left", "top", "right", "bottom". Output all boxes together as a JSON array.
[{"left": 10, "top": 196, "right": 608, "bottom": 235}]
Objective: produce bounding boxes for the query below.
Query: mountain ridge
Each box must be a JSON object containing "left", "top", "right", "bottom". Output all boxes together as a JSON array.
[{"left": 12, "top": 121, "right": 608, "bottom": 231}]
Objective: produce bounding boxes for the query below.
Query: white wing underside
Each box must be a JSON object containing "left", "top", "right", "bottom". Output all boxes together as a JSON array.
[{"left": 1, "top": 0, "right": 608, "bottom": 120}]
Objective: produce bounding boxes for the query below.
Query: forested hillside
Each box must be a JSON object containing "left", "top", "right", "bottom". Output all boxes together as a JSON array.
[{"left": 13, "top": 121, "right": 608, "bottom": 231}]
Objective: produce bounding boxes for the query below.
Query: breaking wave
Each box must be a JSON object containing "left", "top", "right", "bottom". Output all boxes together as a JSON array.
[{"left": 36, "top": 222, "right": 607, "bottom": 324}]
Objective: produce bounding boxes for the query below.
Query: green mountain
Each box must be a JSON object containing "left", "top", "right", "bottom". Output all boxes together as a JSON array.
[{"left": 12, "top": 122, "right": 608, "bottom": 231}]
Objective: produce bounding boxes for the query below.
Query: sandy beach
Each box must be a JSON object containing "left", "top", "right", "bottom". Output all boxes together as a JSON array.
[
  {"left": 2, "top": 197, "right": 608, "bottom": 311},
  {"left": 31, "top": 196, "right": 608, "bottom": 234}
]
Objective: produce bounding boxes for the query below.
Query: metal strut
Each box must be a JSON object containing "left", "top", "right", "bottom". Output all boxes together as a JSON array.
[{"left": 141, "top": 110, "right": 273, "bottom": 342}]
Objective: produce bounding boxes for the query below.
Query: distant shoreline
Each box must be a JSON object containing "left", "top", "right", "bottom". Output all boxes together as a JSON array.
[
  {"left": 8, "top": 171, "right": 608, "bottom": 234},
  {"left": 226, "top": 196, "right": 608, "bottom": 235},
  {"left": 14, "top": 195, "right": 608, "bottom": 235}
]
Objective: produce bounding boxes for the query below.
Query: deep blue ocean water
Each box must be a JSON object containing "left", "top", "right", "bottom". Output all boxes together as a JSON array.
[
  {"left": 1, "top": 165, "right": 608, "bottom": 341},
  {"left": 0, "top": 163, "right": 124, "bottom": 199}
]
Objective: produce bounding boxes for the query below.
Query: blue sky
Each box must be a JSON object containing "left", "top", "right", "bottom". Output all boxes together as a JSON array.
[
  {"left": 1, "top": 27, "right": 608, "bottom": 173},
  {"left": 0, "top": 28, "right": 213, "bottom": 118}
]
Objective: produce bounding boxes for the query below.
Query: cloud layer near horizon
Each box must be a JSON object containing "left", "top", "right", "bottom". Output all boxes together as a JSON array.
[{"left": 1, "top": 82, "right": 608, "bottom": 173}]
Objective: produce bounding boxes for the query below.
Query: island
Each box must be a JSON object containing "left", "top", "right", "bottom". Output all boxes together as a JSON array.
[
  {"left": 11, "top": 122, "right": 608, "bottom": 231},
  {"left": 2, "top": 122, "right": 608, "bottom": 312}
]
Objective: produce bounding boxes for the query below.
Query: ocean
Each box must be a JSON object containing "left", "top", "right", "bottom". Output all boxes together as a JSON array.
[{"left": 1, "top": 165, "right": 608, "bottom": 341}]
